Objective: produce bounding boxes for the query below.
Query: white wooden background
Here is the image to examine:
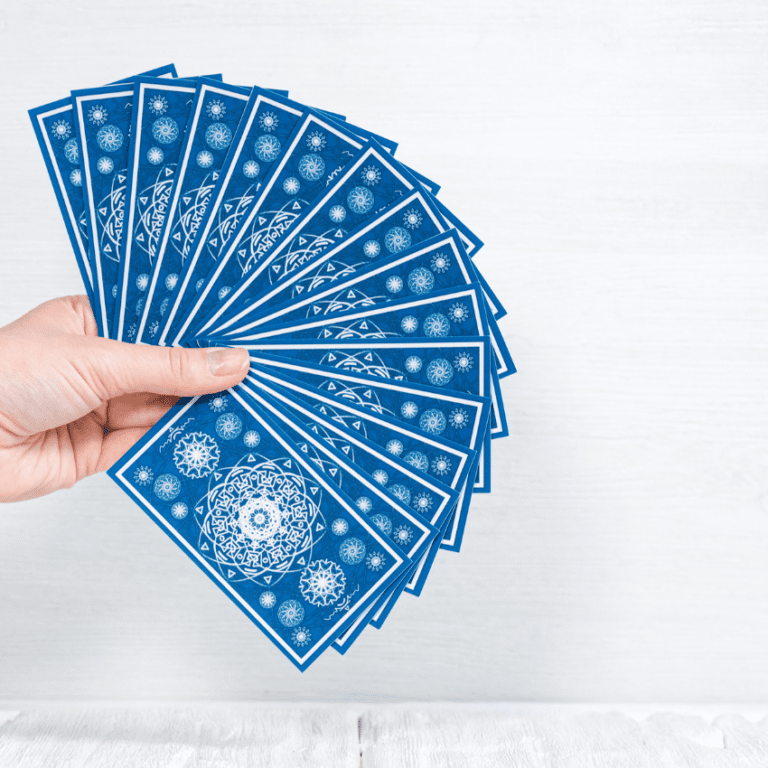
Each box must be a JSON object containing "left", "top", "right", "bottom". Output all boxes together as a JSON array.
[{"left": 0, "top": 0, "right": 766, "bottom": 704}]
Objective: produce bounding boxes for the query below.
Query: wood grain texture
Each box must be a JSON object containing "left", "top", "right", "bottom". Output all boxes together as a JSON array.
[{"left": 0, "top": 0, "right": 766, "bottom": 701}]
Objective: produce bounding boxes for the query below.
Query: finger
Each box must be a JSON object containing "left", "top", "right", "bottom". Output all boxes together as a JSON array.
[
  {"left": 107, "top": 393, "right": 178, "bottom": 429},
  {"left": 93, "top": 426, "right": 152, "bottom": 475}
]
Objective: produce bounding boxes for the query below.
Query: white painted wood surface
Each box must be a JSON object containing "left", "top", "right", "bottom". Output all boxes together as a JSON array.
[{"left": 0, "top": 0, "right": 767, "bottom": 701}]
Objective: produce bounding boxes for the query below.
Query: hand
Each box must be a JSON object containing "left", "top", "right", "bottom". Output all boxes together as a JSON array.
[{"left": 0, "top": 296, "right": 250, "bottom": 502}]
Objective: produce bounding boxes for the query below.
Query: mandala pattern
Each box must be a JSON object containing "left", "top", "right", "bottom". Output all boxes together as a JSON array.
[
  {"left": 96, "top": 125, "right": 124, "bottom": 153},
  {"left": 424, "top": 312, "right": 451, "bottom": 338},
  {"left": 431, "top": 253, "right": 450, "bottom": 273},
  {"left": 51, "top": 119, "right": 71, "bottom": 140},
  {"left": 197, "top": 150, "right": 214, "bottom": 169},
  {"left": 147, "top": 146, "right": 164, "bottom": 165},
  {"left": 401, "top": 401, "right": 419, "bottom": 419},
  {"left": 404, "top": 451, "right": 429, "bottom": 472},
  {"left": 134, "top": 466, "right": 153, "bottom": 486},
  {"left": 173, "top": 432, "right": 220, "bottom": 478},
  {"left": 329, "top": 205, "right": 347, "bottom": 223},
  {"left": 243, "top": 430, "right": 261, "bottom": 448},
  {"left": 394, "top": 525, "right": 413, "bottom": 545},
  {"left": 258, "top": 111, "right": 278, "bottom": 132},
  {"left": 259, "top": 591, "right": 276, "bottom": 608},
  {"left": 205, "top": 122, "right": 232, "bottom": 151},
  {"left": 366, "top": 551, "right": 385, "bottom": 571},
  {"left": 401, "top": 316, "right": 418, "bottom": 334},
  {"left": 385, "top": 276, "right": 403, "bottom": 294},
  {"left": 209, "top": 394, "right": 229, "bottom": 412},
  {"left": 306, "top": 131, "right": 326, "bottom": 151},
  {"left": 63, "top": 139, "right": 79, "bottom": 165},
  {"left": 403, "top": 208, "right": 423, "bottom": 229},
  {"left": 384, "top": 226, "right": 412, "bottom": 253},
  {"left": 277, "top": 600, "right": 305, "bottom": 627},
  {"left": 154, "top": 473, "right": 181, "bottom": 501},
  {"left": 449, "top": 408, "right": 469, "bottom": 428},
  {"left": 356, "top": 497, "right": 373, "bottom": 513},
  {"left": 69, "top": 169, "right": 82, "bottom": 187},
  {"left": 292, "top": 626, "right": 311, "bottom": 646},
  {"left": 431, "top": 455, "right": 452, "bottom": 476},
  {"left": 88, "top": 105, "right": 108, "bottom": 125},
  {"left": 426, "top": 358, "right": 453, "bottom": 387},
  {"left": 419, "top": 409, "right": 447, "bottom": 435},
  {"left": 243, "top": 160, "right": 260, "bottom": 178},
  {"left": 164, "top": 273, "right": 179, "bottom": 290},
  {"left": 454, "top": 352, "right": 474, "bottom": 373},
  {"left": 372, "top": 469, "right": 389, "bottom": 486},
  {"left": 331, "top": 518, "right": 349, "bottom": 536},
  {"left": 255, "top": 134, "right": 281, "bottom": 162},
  {"left": 386, "top": 439, "right": 404, "bottom": 456},
  {"left": 361, "top": 165, "right": 381, "bottom": 186},
  {"left": 404, "top": 355, "right": 422, "bottom": 373},
  {"left": 206, "top": 99, "right": 226, "bottom": 119},
  {"left": 148, "top": 95, "right": 168, "bottom": 116},
  {"left": 407, "top": 267, "right": 435, "bottom": 295},
  {"left": 370, "top": 514, "right": 392, "bottom": 535},
  {"left": 152, "top": 117, "right": 180, "bottom": 144},
  {"left": 171, "top": 502, "right": 189, "bottom": 519},
  {"left": 363, "top": 239, "right": 381, "bottom": 258},
  {"left": 298, "top": 153, "right": 326, "bottom": 181},
  {"left": 388, "top": 484, "right": 411, "bottom": 504},
  {"left": 448, "top": 302, "right": 469, "bottom": 322},
  {"left": 299, "top": 559, "right": 346, "bottom": 606},
  {"left": 283, "top": 177, "right": 300, "bottom": 195},
  {"left": 216, "top": 412, "right": 243, "bottom": 440},
  {"left": 347, "top": 186, "right": 374, "bottom": 215},
  {"left": 338, "top": 537, "right": 366, "bottom": 565},
  {"left": 97, "top": 156, "right": 114, "bottom": 175},
  {"left": 414, "top": 493, "right": 434, "bottom": 512}
]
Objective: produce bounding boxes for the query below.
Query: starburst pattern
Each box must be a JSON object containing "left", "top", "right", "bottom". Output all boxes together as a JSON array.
[
  {"left": 431, "top": 253, "right": 450, "bottom": 273},
  {"left": 147, "top": 146, "right": 164, "bottom": 165},
  {"left": 259, "top": 591, "right": 276, "bottom": 609},
  {"left": 206, "top": 99, "right": 226, "bottom": 119},
  {"left": 283, "top": 177, "right": 300, "bottom": 195},
  {"left": 331, "top": 518, "right": 349, "bottom": 536},
  {"left": 388, "top": 484, "right": 411, "bottom": 505},
  {"left": 431, "top": 455, "right": 452, "bottom": 476},
  {"left": 361, "top": 165, "right": 381, "bottom": 186},
  {"left": 173, "top": 432, "right": 220, "bottom": 479},
  {"left": 243, "top": 159, "right": 260, "bottom": 178},
  {"left": 338, "top": 537, "right": 366, "bottom": 565},
  {"left": 363, "top": 240, "right": 381, "bottom": 258},
  {"left": 165, "top": 273, "right": 179, "bottom": 290},
  {"left": 448, "top": 302, "right": 469, "bottom": 322},
  {"left": 386, "top": 439, "right": 404, "bottom": 456},
  {"left": 419, "top": 409, "right": 447, "bottom": 435},
  {"left": 306, "top": 131, "right": 326, "bottom": 150},
  {"left": 277, "top": 599, "right": 304, "bottom": 627},
  {"left": 51, "top": 119, "right": 71, "bottom": 140},
  {"left": 384, "top": 226, "right": 412, "bottom": 254},
  {"left": 97, "top": 156, "right": 114, "bottom": 174},
  {"left": 243, "top": 430, "right": 261, "bottom": 448},
  {"left": 69, "top": 169, "right": 82, "bottom": 187},
  {"left": 292, "top": 626, "right": 311, "bottom": 647},
  {"left": 154, "top": 473, "right": 181, "bottom": 501},
  {"left": 401, "top": 401, "right": 419, "bottom": 419},
  {"left": 394, "top": 525, "right": 413, "bottom": 545},
  {"left": 148, "top": 95, "right": 168, "bottom": 116},
  {"left": 209, "top": 394, "right": 229, "bottom": 412},
  {"left": 329, "top": 205, "right": 347, "bottom": 223},
  {"left": 258, "top": 111, "right": 278, "bottom": 132},
  {"left": 134, "top": 466, "right": 154, "bottom": 486},
  {"left": 401, "top": 316, "right": 419, "bottom": 334},
  {"left": 404, "top": 451, "right": 429, "bottom": 472},
  {"left": 88, "top": 105, "right": 108, "bottom": 125},
  {"left": 372, "top": 469, "right": 389, "bottom": 485},
  {"left": 403, "top": 208, "right": 423, "bottom": 229},
  {"left": 366, "top": 551, "right": 386, "bottom": 572},
  {"left": 407, "top": 267, "right": 435, "bottom": 295},
  {"left": 385, "top": 276, "right": 403, "bottom": 294},
  {"left": 299, "top": 559, "right": 346, "bottom": 606},
  {"left": 356, "top": 497, "right": 373, "bottom": 513},
  {"left": 171, "top": 502, "right": 188, "bottom": 519},
  {"left": 449, "top": 408, "right": 469, "bottom": 428},
  {"left": 218, "top": 286, "right": 231, "bottom": 300},
  {"left": 197, "top": 150, "right": 214, "bottom": 168},
  {"left": 404, "top": 355, "right": 422, "bottom": 373},
  {"left": 454, "top": 352, "right": 474, "bottom": 373},
  {"left": 414, "top": 493, "right": 434, "bottom": 512}
]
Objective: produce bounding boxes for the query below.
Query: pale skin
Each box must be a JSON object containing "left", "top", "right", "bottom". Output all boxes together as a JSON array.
[{"left": 0, "top": 296, "right": 250, "bottom": 503}]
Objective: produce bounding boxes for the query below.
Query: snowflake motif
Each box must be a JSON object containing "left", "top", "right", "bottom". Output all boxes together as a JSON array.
[
  {"left": 164, "top": 273, "right": 179, "bottom": 290},
  {"left": 134, "top": 274, "right": 149, "bottom": 292},
  {"left": 331, "top": 518, "right": 349, "bottom": 536},
  {"left": 338, "top": 537, "right": 366, "bottom": 565},
  {"left": 216, "top": 412, "right": 243, "bottom": 440},
  {"left": 134, "top": 466, "right": 154, "bottom": 486},
  {"left": 160, "top": 297, "right": 169, "bottom": 316},
  {"left": 243, "top": 430, "right": 261, "bottom": 448},
  {"left": 173, "top": 432, "right": 220, "bottom": 478},
  {"left": 370, "top": 514, "right": 393, "bottom": 536},
  {"left": 299, "top": 559, "right": 346, "bottom": 606},
  {"left": 401, "top": 401, "right": 419, "bottom": 419},
  {"left": 423, "top": 312, "right": 451, "bottom": 338},
  {"left": 384, "top": 226, "right": 412, "bottom": 254},
  {"left": 112, "top": 285, "right": 118, "bottom": 299},
  {"left": 431, "top": 455, "right": 452, "bottom": 476},
  {"left": 152, "top": 117, "right": 180, "bottom": 145},
  {"left": 283, "top": 177, "right": 300, "bottom": 195},
  {"left": 306, "top": 131, "right": 326, "bottom": 151},
  {"left": 126, "top": 323, "right": 137, "bottom": 341},
  {"left": 148, "top": 320, "right": 160, "bottom": 338},
  {"left": 372, "top": 469, "right": 389, "bottom": 486},
  {"left": 195, "top": 278, "right": 205, "bottom": 291},
  {"left": 69, "top": 169, "right": 82, "bottom": 187},
  {"left": 88, "top": 105, "right": 108, "bottom": 125},
  {"left": 218, "top": 286, "right": 231, "bottom": 300},
  {"left": 388, "top": 484, "right": 411, "bottom": 505},
  {"left": 385, "top": 276, "right": 403, "bottom": 294},
  {"left": 51, "top": 119, "right": 71, "bottom": 139},
  {"left": 292, "top": 627, "right": 311, "bottom": 647},
  {"left": 171, "top": 502, "right": 188, "bottom": 520},
  {"left": 243, "top": 159, "right": 260, "bottom": 178},
  {"left": 426, "top": 358, "right": 454, "bottom": 387},
  {"left": 63, "top": 139, "right": 79, "bottom": 165},
  {"left": 329, "top": 205, "right": 347, "bottom": 223},
  {"left": 419, "top": 409, "right": 447, "bottom": 435},
  {"left": 366, "top": 551, "right": 386, "bottom": 572},
  {"left": 394, "top": 525, "right": 414, "bottom": 545},
  {"left": 407, "top": 267, "right": 435, "bottom": 295},
  {"left": 97, "top": 156, "right": 114, "bottom": 175},
  {"left": 403, "top": 208, "right": 423, "bottom": 229},
  {"left": 454, "top": 352, "right": 474, "bottom": 373},
  {"left": 147, "top": 146, "right": 164, "bottom": 165},
  {"left": 277, "top": 599, "right": 304, "bottom": 627},
  {"left": 449, "top": 408, "right": 469, "bottom": 428},
  {"left": 448, "top": 302, "right": 469, "bottom": 323},
  {"left": 134, "top": 297, "right": 145, "bottom": 316},
  {"left": 206, "top": 99, "right": 226, "bottom": 119},
  {"left": 258, "top": 111, "right": 278, "bottom": 132},
  {"left": 431, "top": 253, "right": 450, "bottom": 273},
  {"left": 347, "top": 186, "right": 374, "bottom": 215},
  {"left": 298, "top": 153, "right": 326, "bottom": 182},
  {"left": 401, "top": 316, "right": 419, "bottom": 334},
  {"left": 148, "top": 95, "right": 168, "bottom": 116},
  {"left": 356, "top": 497, "right": 373, "bottom": 513},
  {"left": 386, "top": 439, "right": 404, "bottom": 456},
  {"left": 361, "top": 165, "right": 381, "bottom": 186},
  {"left": 404, "top": 451, "right": 429, "bottom": 472},
  {"left": 259, "top": 591, "right": 277, "bottom": 609},
  {"left": 154, "top": 473, "right": 181, "bottom": 501},
  {"left": 414, "top": 493, "right": 434, "bottom": 512},
  {"left": 209, "top": 394, "right": 228, "bottom": 412},
  {"left": 205, "top": 122, "right": 232, "bottom": 151},
  {"left": 255, "top": 134, "right": 281, "bottom": 162},
  {"left": 96, "top": 124, "right": 124, "bottom": 153},
  {"left": 363, "top": 240, "right": 381, "bottom": 258},
  {"left": 404, "top": 355, "right": 422, "bottom": 373},
  {"left": 197, "top": 150, "right": 214, "bottom": 169}
]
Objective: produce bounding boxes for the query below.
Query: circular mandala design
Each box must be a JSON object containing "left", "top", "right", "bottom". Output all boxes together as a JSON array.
[
  {"left": 454, "top": 352, "right": 473, "bottom": 372},
  {"left": 206, "top": 99, "right": 226, "bottom": 119},
  {"left": 431, "top": 253, "right": 450, "bottom": 273},
  {"left": 254, "top": 134, "right": 281, "bottom": 162},
  {"left": 292, "top": 627, "right": 311, "bottom": 646},
  {"left": 366, "top": 551, "right": 386, "bottom": 571},
  {"left": 88, "top": 105, "right": 107, "bottom": 125},
  {"left": 394, "top": 525, "right": 414, "bottom": 545},
  {"left": 407, "top": 267, "right": 435, "bottom": 295},
  {"left": 96, "top": 124, "right": 123, "bottom": 152},
  {"left": 154, "top": 473, "right": 181, "bottom": 501},
  {"left": 173, "top": 432, "right": 220, "bottom": 478},
  {"left": 404, "top": 451, "right": 429, "bottom": 472},
  {"left": 134, "top": 466, "right": 153, "bottom": 486},
  {"left": 205, "top": 122, "right": 232, "bottom": 151},
  {"left": 298, "top": 153, "right": 326, "bottom": 182},
  {"left": 299, "top": 559, "right": 346, "bottom": 606},
  {"left": 432, "top": 455, "right": 452, "bottom": 476},
  {"left": 388, "top": 484, "right": 411, "bottom": 505},
  {"left": 419, "top": 409, "right": 447, "bottom": 435},
  {"left": 403, "top": 209, "right": 423, "bottom": 229},
  {"left": 216, "top": 412, "right": 243, "bottom": 440},
  {"left": 51, "top": 119, "right": 71, "bottom": 139},
  {"left": 426, "top": 358, "right": 453, "bottom": 387},
  {"left": 338, "top": 537, "right": 366, "bottom": 565},
  {"left": 152, "top": 117, "right": 180, "bottom": 145},
  {"left": 370, "top": 514, "right": 392, "bottom": 535},
  {"left": 148, "top": 96, "right": 168, "bottom": 116},
  {"left": 259, "top": 111, "right": 278, "bottom": 131},
  {"left": 277, "top": 600, "right": 304, "bottom": 627},
  {"left": 449, "top": 408, "right": 468, "bottom": 427},
  {"left": 306, "top": 131, "right": 326, "bottom": 150},
  {"left": 63, "top": 139, "right": 79, "bottom": 165},
  {"left": 147, "top": 146, "right": 164, "bottom": 165},
  {"left": 361, "top": 165, "right": 381, "bottom": 186},
  {"left": 347, "top": 186, "right": 374, "bottom": 214},
  {"left": 209, "top": 395, "right": 228, "bottom": 412},
  {"left": 423, "top": 312, "right": 451, "bottom": 338},
  {"left": 384, "top": 226, "right": 412, "bottom": 254}
]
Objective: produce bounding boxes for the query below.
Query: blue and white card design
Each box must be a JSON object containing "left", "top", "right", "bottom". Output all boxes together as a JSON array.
[
  {"left": 108, "top": 386, "right": 410, "bottom": 671},
  {"left": 136, "top": 80, "right": 253, "bottom": 344}
]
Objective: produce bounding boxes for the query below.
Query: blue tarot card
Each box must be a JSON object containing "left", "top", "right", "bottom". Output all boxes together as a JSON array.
[
  {"left": 113, "top": 76, "right": 201, "bottom": 341},
  {"left": 108, "top": 385, "right": 410, "bottom": 672},
  {"left": 135, "top": 80, "right": 253, "bottom": 344}
]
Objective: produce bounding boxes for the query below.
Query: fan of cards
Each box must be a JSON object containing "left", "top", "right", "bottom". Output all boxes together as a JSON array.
[{"left": 29, "top": 64, "right": 515, "bottom": 670}]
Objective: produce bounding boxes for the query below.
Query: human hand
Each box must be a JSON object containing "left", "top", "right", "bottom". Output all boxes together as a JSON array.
[{"left": 0, "top": 296, "right": 250, "bottom": 502}]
